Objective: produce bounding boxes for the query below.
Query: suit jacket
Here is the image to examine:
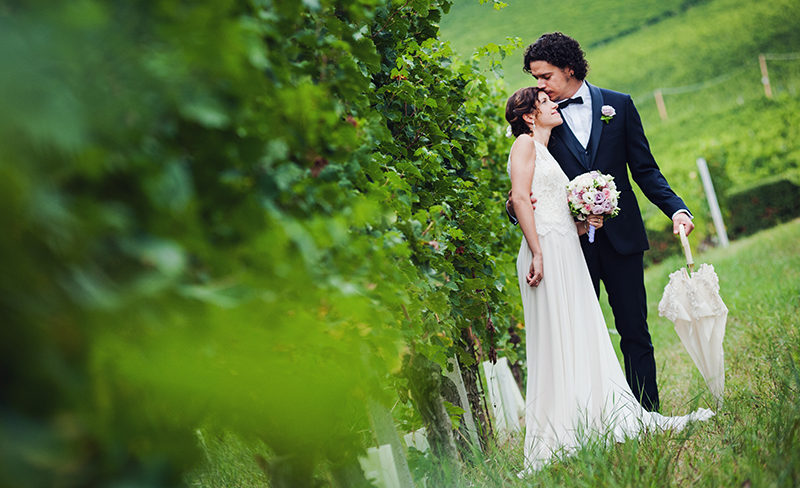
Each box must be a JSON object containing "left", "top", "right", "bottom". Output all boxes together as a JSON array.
[{"left": 548, "top": 82, "right": 688, "bottom": 256}]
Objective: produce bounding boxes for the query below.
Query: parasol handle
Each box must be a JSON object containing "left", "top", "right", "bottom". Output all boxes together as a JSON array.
[{"left": 679, "top": 224, "right": 694, "bottom": 273}]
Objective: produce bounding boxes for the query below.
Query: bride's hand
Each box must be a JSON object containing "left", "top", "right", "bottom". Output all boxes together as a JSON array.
[
  {"left": 587, "top": 215, "right": 604, "bottom": 230},
  {"left": 526, "top": 254, "right": 543, "bottom": 287}
]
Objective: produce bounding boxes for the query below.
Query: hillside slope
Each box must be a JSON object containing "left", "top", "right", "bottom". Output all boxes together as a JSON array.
[{"left": 440, "top": 0, "right": 800, "bottom": 243}]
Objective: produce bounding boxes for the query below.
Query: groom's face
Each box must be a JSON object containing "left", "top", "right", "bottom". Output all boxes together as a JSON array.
[{"left": 529, "top": 61, "right": 575, "bottom": 103}]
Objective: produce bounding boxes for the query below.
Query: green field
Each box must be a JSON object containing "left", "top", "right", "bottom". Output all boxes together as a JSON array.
[{"left": 440, "top": 0, "right": 800, "bottom": 238}]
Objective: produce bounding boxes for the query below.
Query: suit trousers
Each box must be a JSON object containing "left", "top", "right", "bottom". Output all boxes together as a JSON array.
[{"left": 580, "top": 226, "right": 660, "bottom": 412}]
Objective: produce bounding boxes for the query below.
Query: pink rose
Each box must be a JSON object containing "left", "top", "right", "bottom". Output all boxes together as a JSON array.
[{"left": 601, "top": 105, "right": 616, "bottom": 117}]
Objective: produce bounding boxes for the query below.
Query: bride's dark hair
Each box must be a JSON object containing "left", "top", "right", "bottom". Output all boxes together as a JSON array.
[{"left": 505, "top": 87, "right": 540, "bottom": 138}]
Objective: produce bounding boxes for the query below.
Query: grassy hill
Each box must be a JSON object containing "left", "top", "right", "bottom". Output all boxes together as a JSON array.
[
  {"left": 440, "top": 0, "right": 800, "bottom": 244},
  {"left": 441, "top": 0, "right": 708, "bottom": 87}
]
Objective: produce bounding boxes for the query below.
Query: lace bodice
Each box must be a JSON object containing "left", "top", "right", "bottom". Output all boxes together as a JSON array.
[{"left": 508, "top": 141, "right": 576, "bottom": 236}]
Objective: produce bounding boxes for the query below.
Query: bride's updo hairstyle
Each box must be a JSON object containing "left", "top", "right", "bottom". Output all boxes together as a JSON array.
[{"left": 505, "top": 87, "right": 541, "bottom": 138}]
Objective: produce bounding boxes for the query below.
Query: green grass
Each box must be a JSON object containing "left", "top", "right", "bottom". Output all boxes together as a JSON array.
[
  {"left": 187, "top": 219, "right": 800, "bottom": 487},
  {"left": 186, "top": 430, "right": 273, "bottom": 488},
  {"left": 456, "top": 219, "right": 800, "bottom": 486},
  {"left": 440, "top": 0, "right": 800, "bottom": 240}
]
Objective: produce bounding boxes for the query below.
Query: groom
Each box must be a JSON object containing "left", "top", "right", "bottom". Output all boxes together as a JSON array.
[{"left": 507, "top": 32, "right": 694, "bottom": 412}]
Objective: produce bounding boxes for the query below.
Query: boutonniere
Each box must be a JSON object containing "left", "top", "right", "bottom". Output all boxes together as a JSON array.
[{"left": 600, "top": 105, "right": 616, "bottom": 124}]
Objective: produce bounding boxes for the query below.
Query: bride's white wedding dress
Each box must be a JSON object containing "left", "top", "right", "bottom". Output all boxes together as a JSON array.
[{"left": 511, "top": 141, "right": 714, "bottom": 472}]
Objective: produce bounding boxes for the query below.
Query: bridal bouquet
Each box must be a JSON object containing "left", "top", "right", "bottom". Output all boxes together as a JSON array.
[{"left": 566, "top": 171, "right": 621, "bottom": 243}]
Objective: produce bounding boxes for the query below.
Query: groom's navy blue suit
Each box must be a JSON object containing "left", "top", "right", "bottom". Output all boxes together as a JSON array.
[{"left": 548, "top": 82, "right": 689, "bottom": 411}]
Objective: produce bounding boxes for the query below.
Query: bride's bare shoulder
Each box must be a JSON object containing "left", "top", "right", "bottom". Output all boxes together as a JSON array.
[{"left": 510, "top": 133, "right": 537, "bottom": 161}]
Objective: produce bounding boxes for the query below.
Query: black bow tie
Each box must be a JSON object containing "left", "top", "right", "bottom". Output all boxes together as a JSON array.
[{"left": 558, "top": 96, "right": 583, "bottom": 110}]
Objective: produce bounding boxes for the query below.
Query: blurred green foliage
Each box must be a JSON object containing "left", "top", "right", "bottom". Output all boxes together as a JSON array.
[{"left": 0, "top": 0, "right": 522, "bottom": 485}]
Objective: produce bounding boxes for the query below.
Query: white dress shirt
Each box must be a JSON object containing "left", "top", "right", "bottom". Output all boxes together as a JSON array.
[{"left": 557, "top": 81, "right": 592, "bottom": 149}]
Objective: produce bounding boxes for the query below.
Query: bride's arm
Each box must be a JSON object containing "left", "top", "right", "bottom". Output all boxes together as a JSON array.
[{"left": 509, "top": 136, "right": 543, "bottom": 287}]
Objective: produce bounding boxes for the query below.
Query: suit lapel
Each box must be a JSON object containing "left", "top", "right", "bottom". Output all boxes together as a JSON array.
[
  {"left": 586, "top": 83, "right": 604, "bottom": 168},
  {"left": 552, "top": 114, "right": 588, "bottom": 169}
]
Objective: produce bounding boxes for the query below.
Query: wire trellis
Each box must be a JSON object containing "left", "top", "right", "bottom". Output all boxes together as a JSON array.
[{"left": 633, "top": 52, "right": 800, "bottom": 120}]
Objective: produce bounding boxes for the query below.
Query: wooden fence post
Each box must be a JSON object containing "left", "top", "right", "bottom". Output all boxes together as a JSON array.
[
  {"left": 759, "top": 54, "right": 773, "bottom": 99},
  {"left": 654, "top": 89, "right": 668, "bottom": 121}
]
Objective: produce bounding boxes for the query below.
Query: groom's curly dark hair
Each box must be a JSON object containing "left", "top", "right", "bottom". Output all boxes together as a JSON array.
[{"left": 523, "top": 32, "right": 589, "bottom": 80}]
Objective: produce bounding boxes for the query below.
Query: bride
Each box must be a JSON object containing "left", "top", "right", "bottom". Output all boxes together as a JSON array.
[{"left": 505, "top": 86, "right": 714, "bottom": 472}]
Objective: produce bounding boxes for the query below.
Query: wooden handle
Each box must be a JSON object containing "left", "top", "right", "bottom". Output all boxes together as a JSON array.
[{"left": 679, "top": 224, "right": 694, "bottom": 272}]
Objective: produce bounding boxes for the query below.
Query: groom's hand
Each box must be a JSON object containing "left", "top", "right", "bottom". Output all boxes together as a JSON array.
[
  {"left": 673, "top": 212, "right": 694, "bottom": 236},
  {"left": 506, "top": 190, "right": 537, "bottom": 220}
]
